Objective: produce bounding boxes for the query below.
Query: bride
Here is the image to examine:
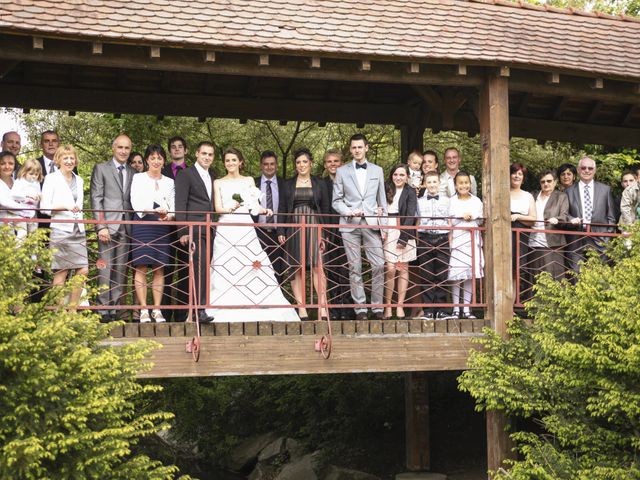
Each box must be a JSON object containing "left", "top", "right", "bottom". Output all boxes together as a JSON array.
[{"left": 205, "top": 147, "right": 299, "bottom": 322}]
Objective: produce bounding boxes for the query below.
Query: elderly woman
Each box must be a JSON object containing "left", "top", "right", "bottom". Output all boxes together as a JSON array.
[
  {"left": 40, "top": 145, "right": 88, "bottom": 309},
  {"left": 0, "top": 151, "right": 22, "bottom": 220},
  {"left": 527, "top": 169, "right": 569, "bottom": 289}
]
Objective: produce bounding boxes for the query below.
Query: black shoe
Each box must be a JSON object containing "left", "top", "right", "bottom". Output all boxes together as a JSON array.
[
  {"left": 197, "top": 310, "right": 215, "bottom": 323},
  {"left": 420, "top": 312, "right": 435, "bottom": 320},
  {"left": 435, "top": 311, "right": 453, "bottom": 320},
  {"left": 373, "top": 312, "right": 384, "bottom": 320},
  {"left": 355, "top": 312, "right": 368, "bottom": 321},
  {"left": 99, "top": 314, "right": 112, "bottom": 324}
]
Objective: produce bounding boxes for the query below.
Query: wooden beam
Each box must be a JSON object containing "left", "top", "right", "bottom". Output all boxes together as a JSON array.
[
  {"left": 360, "top": 59, "right": 371, "bottom": 72},
  {"left": 408, "top": 62, "right": 420, "bottom": 74},
  {"left": 591, "top": 78, "right": 604, "bottom": 89},
  {"left": 517, "top": 92, "right": 531, "bottom": 116},
  {"left": 498, "top": 66, "right": 510, "bottom": 77},
  {"left": 456, "top": 64, "right": 467, "bottom": 76},
  {"left": 0, "top": 83, "right": 416, "bottom": 126},
  {"left": 552, "top": 96, "right": 569, "bottom": 120},
  {"left": 204, "top": 51, "right": 216, "bottom": 63},
  {"left": 412, "top": 85, "right": 443, "bottom": 111},
  {"left": 91, "top": 42, "right": 103, "bottom": 55},
  {"left": 0, "top": 60, "right": 20, "bottom": 79},
  {"left": 586, "top": 100, "right": 603, "bottom": 123},
  {"left": 32, "top": 36, "right": 43, "bottom": 50},
  {"left": 620, "top": 105, "right": 637, "bottom": 126},
  {"left": 259, "top": 54, "right": 269, "bottom": 66},
  {"left": 510, "top": 116, "right": 640, "bottom": 147},
  {"left": 479, "top": 73, "right": 515, "bottom": 476},
  {"left": 310, "top": 56, "right": 321, "bottom": 69},
  {"left": 405, "top": 372, "right": 430, "bottom": 471},
  {"left": 547, "top": 72, "right": 560, "bottom": 84},
  {"left": 0, "top": 34, "right": 483, "bottom": 88},
  {"left": 108, "top": 333, "right": 482, "bottom": 377},
  {"left": 150, "top": 46, "right": 160, "bottom": 58}
]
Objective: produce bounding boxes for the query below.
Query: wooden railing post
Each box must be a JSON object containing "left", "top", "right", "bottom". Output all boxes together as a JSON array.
[{"left": 479, "top": 72, "right": 515, "bottom": 475}]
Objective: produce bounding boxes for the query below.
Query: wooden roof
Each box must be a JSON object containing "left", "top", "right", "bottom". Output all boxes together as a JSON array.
[{"left": 1, "top": 0, "right": 640, "bottom": 81}]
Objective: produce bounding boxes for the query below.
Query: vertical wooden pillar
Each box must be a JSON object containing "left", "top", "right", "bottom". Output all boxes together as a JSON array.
[
  {"left": 405, "top": 372, "right": 430, "bottom": 470},
  {"left": 400, "top": 122, "right": 425, "bottom": 162},
  {"left": 479, "top": 73, "right": 515, "bottom": 474}
]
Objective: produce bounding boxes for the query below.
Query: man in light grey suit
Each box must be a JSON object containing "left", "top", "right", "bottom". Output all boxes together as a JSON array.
[
  {"left": 90, "top": 134, "right": 135, "bottom": 322},
  {"left": 565, "top": 156, "right": 615, "bottom": 272},
  {"left": 332, "top": 134, "right": 387, "bottom": 320}
]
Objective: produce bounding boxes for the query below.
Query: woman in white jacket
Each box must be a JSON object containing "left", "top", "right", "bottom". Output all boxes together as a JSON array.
[{"left": 41, "top": 145, "right": 88, "bottom": 309}]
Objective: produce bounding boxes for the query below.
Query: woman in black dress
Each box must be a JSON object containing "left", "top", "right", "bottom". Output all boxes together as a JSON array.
[
  {"left": 278, "top": 148, "right": 330, "bottom": 320},
  {"left": 130, "top": 144, "right": 175, "bottom": 323}
]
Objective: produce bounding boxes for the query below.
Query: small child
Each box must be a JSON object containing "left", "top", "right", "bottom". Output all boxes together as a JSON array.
[
  {"left": 447, "top": 171, "right": 484, "bottom": 319},
  {"left": 416, "top": 170, "right": 452, "bottom": 320},
  {"left": 406, "top": 150, "right": 423, "bottom": 190},
  {"left": 10, "top": 159, "right": 43, "bottom": 242}
]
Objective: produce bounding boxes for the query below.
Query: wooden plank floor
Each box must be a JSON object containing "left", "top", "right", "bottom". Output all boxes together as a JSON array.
[{"left": 107, "top": 319, "right": 490, "bottom": 378}]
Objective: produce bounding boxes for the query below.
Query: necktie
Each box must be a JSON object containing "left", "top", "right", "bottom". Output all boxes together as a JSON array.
[
  {"left": 427, "top": 194, "right": 439, "bottom": 201},
  {"left": 117, "top": 165, "right": 124, "bottom": 190},
  {"left": 356, "top": 162, "right": 367, "bottom": 169},
  {"left": 48, "top": 161, "right": 55, "bottom": 174},
  {"left": 583, "top": 184, "right": 592, "bottom": 223},
  {"left": 265, "top": 180, "right": 274, "bottom": 224}
]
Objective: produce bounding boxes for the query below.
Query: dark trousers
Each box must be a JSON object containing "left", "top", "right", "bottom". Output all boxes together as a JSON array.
[
  {"left": 417, "top": 233, "right": 450, "bottom": 315},
  {"left": 256, "top": 226, "right": 286, "bottom": 285},
  {"left": 191, "top": 225, "right": 214, "bottom": 309},
  {"left": 161, "top": 228, "right": 190, "bottom": 321},
  {"left": 323, "top": 226, "right": 351, "bottom": 317}
]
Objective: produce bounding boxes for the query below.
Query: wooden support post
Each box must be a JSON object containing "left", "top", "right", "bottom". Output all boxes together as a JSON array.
[
  {"left": 479, "top": 73, "right": 515, "bottom": 475},
  {"left": 405, "top": 372, "right": 430, "bottom": 471},
  {"left": 400, "top": 121, "right": 425, "bottom": 162}
]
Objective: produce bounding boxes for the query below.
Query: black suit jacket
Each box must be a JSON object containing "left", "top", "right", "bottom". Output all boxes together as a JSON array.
[
  {"left": 277, "top": 175, "right": 330, "bottom": 236},
  {"left": 392, "top": 187, "right": 417, "bottom": 245},
  {"left": 175, "top": 166, "right": 215, "bottom": 232},
  {"left": 565, "top": 181, "right": 615, "bottom": 233}
]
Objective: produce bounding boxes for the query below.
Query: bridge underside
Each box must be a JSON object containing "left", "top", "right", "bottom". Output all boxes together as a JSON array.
[{"left": 107, "top": 319, "right": 487, "bottom": 377}]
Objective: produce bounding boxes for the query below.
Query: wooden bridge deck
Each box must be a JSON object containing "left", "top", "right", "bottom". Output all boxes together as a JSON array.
[{"left": 107, "top": 318, "right": 489, "bottom": 378}]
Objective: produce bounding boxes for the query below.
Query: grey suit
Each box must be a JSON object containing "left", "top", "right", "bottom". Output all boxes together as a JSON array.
[
  {"left": 332, "top": 160, "right": 387, "bottom": 315},
  {"left": 90, "top": 159, "right": 135, "bottom": 316},
  {"left": 565, "top": 181, "right": 615, "bottom": 272}
]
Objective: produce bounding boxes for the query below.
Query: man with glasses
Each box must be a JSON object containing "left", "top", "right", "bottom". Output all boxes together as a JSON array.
[{"left": 565, "top": 156, "right": 615, "bottom": 272}]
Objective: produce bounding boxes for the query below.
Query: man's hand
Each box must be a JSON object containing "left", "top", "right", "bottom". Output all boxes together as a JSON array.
[{"left": 98, "top": 228, "right": 111, "bottom": 243}]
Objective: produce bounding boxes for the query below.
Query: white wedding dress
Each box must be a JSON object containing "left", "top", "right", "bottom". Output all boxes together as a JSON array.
[{"left": 205, "top": 178, "right": 300, "bottom": 322}]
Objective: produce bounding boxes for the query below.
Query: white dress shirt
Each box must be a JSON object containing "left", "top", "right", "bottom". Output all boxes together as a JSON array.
[
  {"left": 112, "top": 158, "right": 128, "bottom": 188},
  {"left": 578, "top": 180, "right": 594, "bottom": 224},
  {"left": 354, "top": 160, "right": 368, "bottom": 194},
  {"left": 194, "top": 162, "right": 212, "bottom": 199},
  {"left": 43, "top": 156, "right": 56, "bottom": 174}
]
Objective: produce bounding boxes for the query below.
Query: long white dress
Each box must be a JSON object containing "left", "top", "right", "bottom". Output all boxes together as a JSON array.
[
  {"left": 205, "top": 178, "right": 299, "bottom": 322},
  {"left": 448, "top": 195, "right": 485, "bottom": 281}
]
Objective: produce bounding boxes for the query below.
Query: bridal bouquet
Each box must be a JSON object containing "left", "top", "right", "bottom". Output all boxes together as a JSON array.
[{"left": 232, "top": 187, "right": 263, "bottom": 216}]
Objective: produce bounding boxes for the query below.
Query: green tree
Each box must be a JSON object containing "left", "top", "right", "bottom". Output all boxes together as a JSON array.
[
  {"left": 458, "top": 231, "right": 640, "bottom": 479},
  {"left": 0, "top": 228, "right": 188, "bottom": 479}
]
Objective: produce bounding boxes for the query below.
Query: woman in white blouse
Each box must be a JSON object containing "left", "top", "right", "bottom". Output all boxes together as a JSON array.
[
  {"left": 40, "top": 145, "right": 89, "bottom": 309},
  {"left": 0, "top": 151, "right": 22, "bottom": 220},
  {"left": 129, "top": 145, "right": 175, "bottom": 323},
  {"left": 509, "top": 163, "right": 536, "bottom": 299}
]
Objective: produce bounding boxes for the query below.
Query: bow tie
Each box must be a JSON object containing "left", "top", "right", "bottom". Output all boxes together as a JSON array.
[
  {"left": 427, "top": 194, "right": 439, "bottom": 200},
  {"left": 355, "top": 162, "right": 367, "bottom": 170}
]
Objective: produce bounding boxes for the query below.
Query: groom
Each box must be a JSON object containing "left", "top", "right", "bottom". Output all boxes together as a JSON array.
[
  {"left": 175, "top": 141, "right": 216, "bottom": 323},
  {"left": 332, "top": 133, "right": 387, "bottom": 320}
]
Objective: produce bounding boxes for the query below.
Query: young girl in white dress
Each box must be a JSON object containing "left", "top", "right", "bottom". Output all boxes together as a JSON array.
[
  {"left": 206, "top": 147, "right": 299, "bottom": 322},
  {"left": 447, "top": 171, "right": 484, "bottom": 319}
]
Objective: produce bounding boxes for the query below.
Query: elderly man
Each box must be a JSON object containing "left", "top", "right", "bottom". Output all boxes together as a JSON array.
[
  {"left": 565, "top": 156, "right": 615, "bottom": 272},
  {"left": 90, "top": 134, "right": 135, "bottom": 322}
]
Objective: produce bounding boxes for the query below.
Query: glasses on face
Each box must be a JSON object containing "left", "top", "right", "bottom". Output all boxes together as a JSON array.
[
  {"left": 580, "top": 166, "right": 595, "bottom": 171},
  {"left": 540, "top": 179, "right": 554, "bottom": 184}
]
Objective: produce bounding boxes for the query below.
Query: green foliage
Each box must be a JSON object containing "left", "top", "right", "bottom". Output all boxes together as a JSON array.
[
  {"left": 0, "top": 227, "right": 188, "bottom": 479},
  {"left": 459, "top": 229, "right": 640, "bottom": 479}
]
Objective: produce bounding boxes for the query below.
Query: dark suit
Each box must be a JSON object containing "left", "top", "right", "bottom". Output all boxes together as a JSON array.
[
  {"left": 175, "top": 165, "right": 215, "bottom": 309},
  {"left": 161, "top": 162, "right": 189, "bottom": 320},
  {"left": 322, "top": 176, "right": 351, "bottom": 318},
  {"left": 565, "top": 181, "right": 615, "bottom": 272},
  {"left": 254, "top": 175, "right": 286, "bottom": 283}
]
